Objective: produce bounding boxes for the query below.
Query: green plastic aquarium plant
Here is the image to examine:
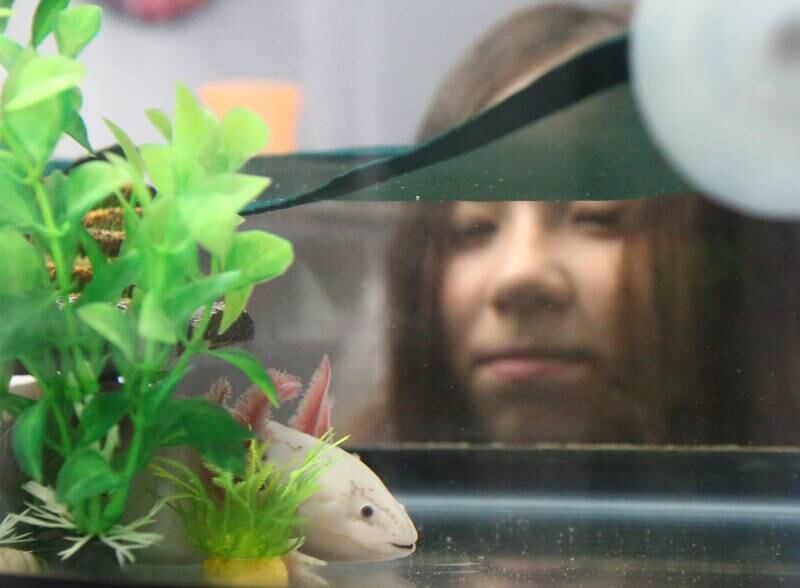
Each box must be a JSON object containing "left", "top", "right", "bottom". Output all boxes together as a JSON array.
[
  {"left": 0, "top": 0, "right": 293, "bottom": 562},
  {"left": 153, "top": 432, "right": 345, "bottom": 585}
]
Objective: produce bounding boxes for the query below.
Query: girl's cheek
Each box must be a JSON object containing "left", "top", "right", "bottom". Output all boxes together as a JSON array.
[
  {"left": 440, "top": 261, "right": 470, "bottom": 327},
  {"left": 440, "top": 256, "right": 484, "bottom": 334},
  {"left": 571, "top": 245, "right": 624, "bottom": 334}
]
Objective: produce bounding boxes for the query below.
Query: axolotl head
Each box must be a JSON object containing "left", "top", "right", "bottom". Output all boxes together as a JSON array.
[{"left": 297, "top": 448, "right": 418, "bottom": 562}]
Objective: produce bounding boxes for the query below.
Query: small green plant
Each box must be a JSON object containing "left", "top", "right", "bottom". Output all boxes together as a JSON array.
[
  {"left": 0, "top": 0, "right": 292, "bottom": 559},
  {"left": 153, "top": 433, "right": 344, "bottom": 559}
]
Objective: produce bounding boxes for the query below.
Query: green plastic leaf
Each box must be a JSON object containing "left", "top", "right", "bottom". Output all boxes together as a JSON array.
[
  {"left": 77, "top": 225, "right": 106, "bottom": 272},
  {"left": 180, "top": 201, "right": 239, "bottom": 259},
  {"left": 139, "top": 291, "right": 177, "bottom": 344},
  {"left": 0, "top": 1, "right": 13, "bottom": 34},
  {"left": 65, "top": 160, "right": 127, "bottom": 220},
  {"left": 0, "top": 360, "right": 8, "bottom": 394},
  {"left": 31, "top": 0, "right": 70, "bottom": 47},
  {"left": 55, "top": 5, "right": 101, "bottom": 57},
  {"left": 140, "top": 364, "right": 192, "bottom": 421},
  {"left": 42, "top": 169, "right": 69, "bottom": 227},
  {"left": 0, "top": 4, "right": 12, "bottom": 34},
  {"left": 0, "top": 35, "right": 22, "bottom": 70},
  {"left": 77, "top": 393, "right": 131, "bottom": 447},
  {"left": 77, "top": 303, "right": 136, "bottom": 361},
  {"left": 145, "top": 108, "right": 172, "bottom": 141},
  {"left": 65, "top": 111, "right": 91, "bottom": 151},
  {"left": 0, "top": 392, "right": 35, "bottom": 419},
  {"left": 155, "top": 397, "right": 250, "bottom": 476},
  {"left": 4, "top": 54, "right": 84, "bottom": 111},
  {"left": 55, "top": 88, "right": 87, "bottom": 155},
  {"left": 219, "top": 108, "right": 269, "bottom": 171},
  {"left": 164, "top": 270, "right": 242, "bottom": 327},
  {"left": 204, "top": 348, "right": 278, "bottom": 407},
  {"left": 145, "top": 399, "right": 198, "bottom": 448},
  {"left": 104, "top": 150, "right": 151, "bottom": 209},
  {"left": 182, "top": 402, "right": 250, "bottom": 476},
  {"left": 189, "top": 173, "right": 269, "bottom": 209},
  {"left": 56, "top": 448, "right": 122, "bottom": 505},
  {"left": 140, "top": 144, "right": 175, "bottom": 195},
  {"left": 225, "top": 231, "right": 294, "bottom": 286},
  {"left": 0, "top": 167, "right": 40, "bottom": 229},
  {"left": 219, "top": 231, "right": 293, "bottom": 332},
  {"left": 0, "top": 292, "right": 60, "bottom": 361},
  {"left": 130, "top": 195, "right": 179, "bottom": 262},
  {"left": 156, "top": 240, "right": 201, "bottom": 292},
  {"left": 220, "top": 286, "right": 252, "bottom": 334},
  {"left": 104, "top": 117, "right": 145, "bottom": 176},
  {"left": 69, "top": 85, "right": 82, "bottom": 108},
  {"left": 0, "top": 229, "right": 49, "bottom": 295},
  {"left": 79, "top": 252, "right": 139, "bottom": 305},
  {"left": 12, "top": 401, "right": 47, "bottom": 481},
  {"left": 172, "top": 82, "right": 218, "bottom": 162},
  {"left": 3, "top": 91, "right": 70, "bottom": 166},
  {"left": 0, "top": 148, "right": 25, "bottom": 178},
  {"left": 178, "top": 174, "right": 270, "bottom": 257}
]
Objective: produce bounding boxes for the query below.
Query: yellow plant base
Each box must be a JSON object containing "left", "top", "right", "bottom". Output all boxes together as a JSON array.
[{"left": 202, "top": 555, "right": 289, "bottom": 587}]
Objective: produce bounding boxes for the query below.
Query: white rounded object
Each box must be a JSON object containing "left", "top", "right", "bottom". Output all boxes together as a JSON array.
[
  {"left": 8, "top": 375, "right": 40, "bottom": 400},
  {"left": 631, "top": 0, "right": 800, "bottom": 219},
  {"left": 0, "top": 548, "right": 41, "bottom": 575}
]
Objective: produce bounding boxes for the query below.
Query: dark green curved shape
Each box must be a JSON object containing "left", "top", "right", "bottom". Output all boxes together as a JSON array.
[{"left": 242, "top": 35, "right": 691, "bottom": 216}]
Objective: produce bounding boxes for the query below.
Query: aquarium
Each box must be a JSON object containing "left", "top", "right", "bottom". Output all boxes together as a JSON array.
[{"left": 3, "top": 1, "right": 800, "bottom": 587}]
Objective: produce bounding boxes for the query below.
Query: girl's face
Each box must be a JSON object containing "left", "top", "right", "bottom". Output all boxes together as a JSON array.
[{"left": 439, "top": 200, "right": 648, "bottom": 443}]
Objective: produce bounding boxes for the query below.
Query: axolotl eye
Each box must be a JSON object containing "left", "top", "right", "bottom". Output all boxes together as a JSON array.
[{"left": 360, "top": 505, "right": 374, "bottom": 519}]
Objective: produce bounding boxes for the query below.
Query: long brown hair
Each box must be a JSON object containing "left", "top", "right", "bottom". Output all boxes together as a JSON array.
[
  {"left": 386, "top": 201, "right": 488, "bottom": 441},
  {"left": 619, "top": 195, "right": 800, "bottom": 445},
  {"left": 416, "top": 3, "right": 630, "bottom": 140}
]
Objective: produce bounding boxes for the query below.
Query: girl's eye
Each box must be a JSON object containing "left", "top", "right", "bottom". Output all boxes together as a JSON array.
[
  {"left": 447, "top": 221, "right": 497, "bottom": 249},
  {"left": 570, "top": 206, "right": 625, "bottom": 235}
]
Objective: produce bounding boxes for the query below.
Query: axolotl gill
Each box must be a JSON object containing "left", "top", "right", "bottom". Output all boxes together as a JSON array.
[{"left": 210, "top": 355, "right": 418, "bottom": 562}]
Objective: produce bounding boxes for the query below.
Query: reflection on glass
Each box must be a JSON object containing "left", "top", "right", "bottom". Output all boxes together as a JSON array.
[{"left": 382, "top": 195, "right": 800, "bottom": 446}]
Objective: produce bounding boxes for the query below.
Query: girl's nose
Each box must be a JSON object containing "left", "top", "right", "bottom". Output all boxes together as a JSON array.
[{"left": 489, "top": 225, "right": 573, "bottom": 315}]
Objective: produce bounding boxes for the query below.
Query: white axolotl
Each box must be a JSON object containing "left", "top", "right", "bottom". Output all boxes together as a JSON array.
[{"left": 207, "top": 355, "right": 418, "bottom": 563}]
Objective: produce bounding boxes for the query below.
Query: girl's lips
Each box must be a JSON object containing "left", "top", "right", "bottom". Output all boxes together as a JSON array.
[{"left": 476, "top": 355, "right": 586, "bottom": 383}]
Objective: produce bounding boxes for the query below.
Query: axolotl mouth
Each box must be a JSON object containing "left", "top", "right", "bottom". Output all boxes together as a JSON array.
[{"left": 392, "top": 543, "right": 416, "bottom": 551}]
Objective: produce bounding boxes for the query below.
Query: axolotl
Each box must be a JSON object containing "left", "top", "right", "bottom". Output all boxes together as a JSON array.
[{"left": 208, "top": 355, "right": 418, "bottom": 562}]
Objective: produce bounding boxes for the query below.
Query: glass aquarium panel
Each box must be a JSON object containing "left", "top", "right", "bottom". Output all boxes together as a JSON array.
[{"left": 4, "top": 1, "right": 800, "bottom": 587}]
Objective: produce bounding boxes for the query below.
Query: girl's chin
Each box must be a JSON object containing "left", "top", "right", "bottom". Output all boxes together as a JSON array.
[
  {"left": 470, "top": 366, "right": 596, "bottom": 403},
  {"left": 469, "top": 399, "right": 581, "bottom": 442},
  {"left": 468, "top": 380, "right": 639, "bottom": 443},
  {"left": 480, "top": 406, "right": 641, "bottom": 444}
]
